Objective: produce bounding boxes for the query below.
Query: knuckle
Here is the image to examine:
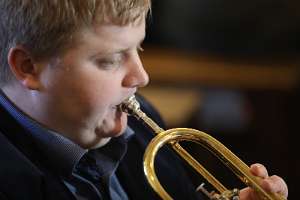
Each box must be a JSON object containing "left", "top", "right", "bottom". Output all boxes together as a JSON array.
[
  {"left": 272, "top": 175, "right": 280, "bottom": 180},
  {"left": 262, "top": 179, "right": 273, "bottom": 191}
]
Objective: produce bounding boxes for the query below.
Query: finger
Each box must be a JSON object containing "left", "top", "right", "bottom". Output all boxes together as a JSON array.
[
  {"left": 250, "top": 163, "right": 268, "bottom": 178},
  {"left": 239, "top": 187, "right": 259, "bottom": 200},
  {"left": 261, "top": 175, "right": 288, "bottom": 198}
]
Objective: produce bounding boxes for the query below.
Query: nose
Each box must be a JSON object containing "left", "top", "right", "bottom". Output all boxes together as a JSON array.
[{"left": 122, "top": 52, "right": 149, "bottom": 88}]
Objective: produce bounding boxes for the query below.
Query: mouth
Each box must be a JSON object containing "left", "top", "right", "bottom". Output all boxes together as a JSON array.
[
  {"left": 112, "top": 105, "right": 123, "bottom": 113},
  {"left": 111, "top": 105, "right": 122, "bottom": 112},
  {"left": 115, "top": 102, "right": 126, "bottom": 114}
]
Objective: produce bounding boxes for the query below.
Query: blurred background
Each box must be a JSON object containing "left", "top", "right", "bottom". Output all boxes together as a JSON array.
[{"left": 139, "top": 0, "right": 300, "bottom": 199}]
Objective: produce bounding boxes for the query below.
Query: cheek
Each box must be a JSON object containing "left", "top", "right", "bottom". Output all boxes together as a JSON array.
[
  {"left": 64, "top": 76, "right": 122, "bottom": 121},
  {"left": 45, "top": 61, "right": 125, "bottom": 122},
  {"left": 45, "top": 75, "right": 102, "bottom": 120},
  {"left": 67, "top": 82, "right": 110, "bottom": 118}
]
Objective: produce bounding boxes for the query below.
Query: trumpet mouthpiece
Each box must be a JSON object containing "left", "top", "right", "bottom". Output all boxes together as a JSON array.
[{"left": 118, "top": 95, "right": 140, "bottom": 116}]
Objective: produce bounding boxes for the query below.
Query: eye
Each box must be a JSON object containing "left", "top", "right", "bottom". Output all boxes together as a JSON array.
[{"left": 95, "top": 54, "right": 123, "bottom": 70}]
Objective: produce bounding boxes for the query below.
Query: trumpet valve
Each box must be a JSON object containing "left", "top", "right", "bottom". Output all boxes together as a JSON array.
[{"left": 196, "top": 183, "right": 240, "bottom": 200}]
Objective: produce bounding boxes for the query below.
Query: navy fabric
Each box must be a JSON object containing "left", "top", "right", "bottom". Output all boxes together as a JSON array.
[
  {"left": 0, "top": 93, "right": 202, "bottom": 200},
  {"left": 0, "top": 91, "right": 87, "bottom": 176},
  {"left": 0, "top": 91, "right": 130, "bottom": 200}
]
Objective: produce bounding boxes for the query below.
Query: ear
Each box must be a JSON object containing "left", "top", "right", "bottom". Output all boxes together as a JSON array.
[{"left": 7, "top": 46, "right": 43, "bottom": 90}]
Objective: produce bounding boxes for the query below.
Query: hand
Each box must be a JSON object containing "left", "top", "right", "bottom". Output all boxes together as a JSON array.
[{"left": 239, "top": 163, "right": 288, "bottom": 200}]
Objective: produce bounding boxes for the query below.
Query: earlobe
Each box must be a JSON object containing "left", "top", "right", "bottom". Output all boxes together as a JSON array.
[{"left": 7, "top": 46, "right": 42, "bottom": 90}]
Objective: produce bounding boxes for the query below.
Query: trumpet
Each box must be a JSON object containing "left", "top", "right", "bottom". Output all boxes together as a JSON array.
[{"left": 119, "top": 95, "right": 285, "bottom": 200}]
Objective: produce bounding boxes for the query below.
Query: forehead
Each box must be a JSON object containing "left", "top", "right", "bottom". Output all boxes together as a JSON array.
[{"left": 75, "top": 20, "right": 146, "bottom": 54}]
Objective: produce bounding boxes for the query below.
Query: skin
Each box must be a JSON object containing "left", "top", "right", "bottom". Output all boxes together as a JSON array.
[
  {"left": 4, "top": 20, "right": 149, "bottom": 149},
  {"left": 240, "top": 163, "right": 288, "bottom": 199},
  {"left": 3, "top": 18, "right": 288, "bottom": 199}
]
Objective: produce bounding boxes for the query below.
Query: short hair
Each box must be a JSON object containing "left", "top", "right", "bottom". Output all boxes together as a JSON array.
[{"left": 0, "top": 0, "right": 151, "bottom": 87}]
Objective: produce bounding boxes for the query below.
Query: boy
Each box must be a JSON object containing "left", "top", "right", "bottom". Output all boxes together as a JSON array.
[{"left": 0, "top": 1, "right": 287, "bottom": 199}]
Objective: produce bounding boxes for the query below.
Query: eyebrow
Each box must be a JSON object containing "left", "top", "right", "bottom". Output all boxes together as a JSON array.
[
  {"left": 91, "top": 36, "right": 145, "bottom": 59},
  {"left": 115, "top": 36, "right": 145, "bottom": 54}
]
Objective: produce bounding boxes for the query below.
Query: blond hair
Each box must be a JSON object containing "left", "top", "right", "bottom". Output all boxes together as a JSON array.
[{"left": 0, "top": 0, "right": 151, "bottom": 87}]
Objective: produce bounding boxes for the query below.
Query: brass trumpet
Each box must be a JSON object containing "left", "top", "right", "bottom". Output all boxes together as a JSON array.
[{"left": 119, "top": 95, "right": 285, "bottom": 200}]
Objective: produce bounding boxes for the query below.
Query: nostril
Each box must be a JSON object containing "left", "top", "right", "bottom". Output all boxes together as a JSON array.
[{"left": 122, "top": 76, "right": 144, "bottom": 88}]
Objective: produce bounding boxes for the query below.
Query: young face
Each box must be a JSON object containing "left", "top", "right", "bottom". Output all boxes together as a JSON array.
[{"left": 33, "top": 20, "right": 149, "bottom": 149}]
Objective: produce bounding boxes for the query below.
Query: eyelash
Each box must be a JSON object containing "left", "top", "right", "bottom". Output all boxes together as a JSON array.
[
  {"left": 96, "top": 57, "right": 122, "bottom": 69},
  {"left": 95, "top": 46, "right": 144, "bottom": 69},
  {"left": 138, "top": 45, "right": 144, "bottom": 52}
]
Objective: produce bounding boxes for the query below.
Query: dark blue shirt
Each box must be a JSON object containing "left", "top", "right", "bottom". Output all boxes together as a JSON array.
[{"left": 0, "top": 91, "right": 133, "bottom": 200}]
